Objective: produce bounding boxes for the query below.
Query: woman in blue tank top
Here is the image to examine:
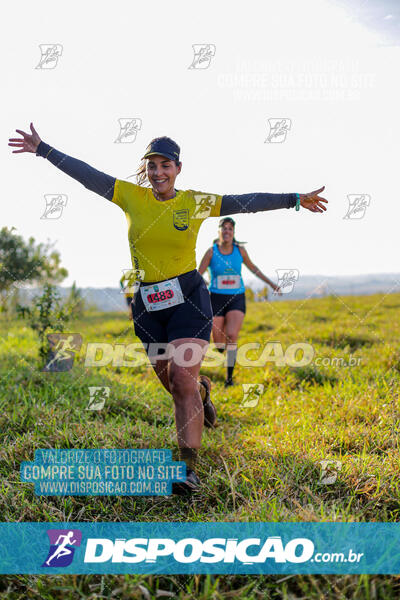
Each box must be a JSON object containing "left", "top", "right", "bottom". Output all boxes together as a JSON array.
[{"left": 198, "top": 217, "right": 282, "bottom": 387}]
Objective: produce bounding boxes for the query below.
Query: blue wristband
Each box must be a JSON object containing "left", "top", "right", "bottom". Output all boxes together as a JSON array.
[{"left": 295, "top": 193, "right": 300, "bottom": 211}]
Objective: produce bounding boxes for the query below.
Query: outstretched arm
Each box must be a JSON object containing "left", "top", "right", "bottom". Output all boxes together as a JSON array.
[
  {"left": 240, "top": 246, "right": 282, "bottom": 295},
  {"left": 220, "top": 187, "right": 327, "bottom": 216},
  {"left": 198, "top": 247, "right": 213, "bottom": 276},
  {"left": 9, "top": 123, "right": 116, "bottom": 201},
  {"left": 36, "top": 141, "right": 116, "bottom": 200}
]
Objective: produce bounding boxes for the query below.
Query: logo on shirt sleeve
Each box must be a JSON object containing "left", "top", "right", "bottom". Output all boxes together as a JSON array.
[
  {"left": 173, "top": 209, "right": 189, "bottom": 231},
  {"left": 192, "top": 194, "right": 218, "bottom": 218}
]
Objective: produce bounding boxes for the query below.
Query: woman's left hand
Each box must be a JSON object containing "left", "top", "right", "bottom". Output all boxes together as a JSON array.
[{"left": 299, "top": 186, "right": 328, "bottom": 213}]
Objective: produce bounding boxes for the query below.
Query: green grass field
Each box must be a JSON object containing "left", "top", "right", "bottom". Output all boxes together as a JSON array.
[{"left": 1, "top": 293, "right": 400, "bottom": 598}]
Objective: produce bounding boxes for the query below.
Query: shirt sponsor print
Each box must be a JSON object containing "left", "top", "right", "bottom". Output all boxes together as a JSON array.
[{"left": 173, "top": 209, "right": 189, "bottom": 231}]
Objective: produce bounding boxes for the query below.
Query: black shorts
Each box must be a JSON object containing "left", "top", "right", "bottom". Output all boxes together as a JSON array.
[
  {"left": 210, "top": 292, "right": 246, "bottom": 317},
  {"left": 131, "top": 270, "right": 213, "bottom": 345}
]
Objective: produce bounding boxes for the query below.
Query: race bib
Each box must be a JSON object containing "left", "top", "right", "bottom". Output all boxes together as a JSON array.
[
  {"left": 216, "top": 275, "right": 241, "bottom": 290},
  {"left": 140, "top": 277, "right": 185, "bottom": 312}
]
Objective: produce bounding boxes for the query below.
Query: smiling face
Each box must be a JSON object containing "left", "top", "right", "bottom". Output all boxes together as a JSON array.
[
  {"left": 219, "top": 221, "right": 235, "bottom": 244},
  {"left": 146, "top": 154, "right": 182, "bottom": 195}
]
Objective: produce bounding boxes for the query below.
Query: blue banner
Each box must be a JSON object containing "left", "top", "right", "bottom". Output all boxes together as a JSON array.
[{"left": 0, "top": 522, "right": 399, "bottom": 574}]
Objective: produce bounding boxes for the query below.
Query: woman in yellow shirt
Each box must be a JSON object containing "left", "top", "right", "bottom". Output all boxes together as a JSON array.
[{"left": 9, "top": 123, "right": 328, "bottom": 495}]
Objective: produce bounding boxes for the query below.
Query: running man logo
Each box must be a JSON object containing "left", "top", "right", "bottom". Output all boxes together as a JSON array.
[
  {"left": 275, "top": 269, "right": 299, "bottom": 294},
  {"left": 42, "top": 529, "right": 82, "bottom": 567},
  {"left": 173, "top": 209, "right": 189, "bottom": 231},
  {"left": 40, "top": 194, "right": 68, "bottom": 220},
  {"left": 121, "top": 269, "right": 145, "bottom": 295},
  {"left": 114, "top": 118, "right": 142, "bottom": 144},
  {"left": 35, "top": 44, "right": 63, "bottom": 69},
  {"left": 265, "top": 118, "right": 292, "bottom": 143},
  {"left": 318, "top": 460, "right": 342, "bottom": 485},
  {"left": 188, "top": 44, "right": 216, "bottom": 70},
  {"left": 240, "top": 384, "right": 265, "bottom": 408},
  {"left": 87, "top": 386, "right": 110, "bottom": 411},
  {"left": 193, "top": 194, "right": 218, "bottom": 219},
  {"left": 343, "top": 194, "right": 371, "bottom": 220},
  {"left": 42, "top": 333, "right": 83, "bottom": 373}
]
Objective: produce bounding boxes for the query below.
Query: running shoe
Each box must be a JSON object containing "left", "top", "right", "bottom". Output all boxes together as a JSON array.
[
  {"left": 199, "top": 374, "right": 217, "bottom": 428},
  {"left": 172, "top": 468, "right": 201, "bottom": 495}
]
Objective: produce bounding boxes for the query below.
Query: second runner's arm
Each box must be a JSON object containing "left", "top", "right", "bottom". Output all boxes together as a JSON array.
[
  {"left": 198, "top": 247, "right": 213, "bottom": 276},
  {"left": 239, "top": 246, "right": 282, "bottom": 295}
]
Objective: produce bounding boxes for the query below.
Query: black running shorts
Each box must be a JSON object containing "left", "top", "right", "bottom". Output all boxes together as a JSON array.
[
  {"left": 131, "top": 270, "right": 213, "bottom": 344},
  {"left": 210, "top": 292, "right": 246, "bottom": 317}
]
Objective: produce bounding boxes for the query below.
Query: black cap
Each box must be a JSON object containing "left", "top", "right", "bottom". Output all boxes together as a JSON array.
[
  {"left": 142, "top": 137, "right": 180, "bottom": 162},
  {"left": 219, "top": 217, "right": 235, "bottom": 227}
]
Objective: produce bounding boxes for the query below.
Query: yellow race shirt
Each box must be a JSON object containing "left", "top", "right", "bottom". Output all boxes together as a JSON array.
[{"left": 111, "top": 179, "right": 223, "bottom": 283}]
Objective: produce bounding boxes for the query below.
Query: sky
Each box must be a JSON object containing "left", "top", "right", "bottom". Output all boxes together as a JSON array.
[{"left": 2, "top": 0, "right": 399, "bottom": 287}]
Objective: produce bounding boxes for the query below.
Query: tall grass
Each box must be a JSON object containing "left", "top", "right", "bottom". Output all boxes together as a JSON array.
[{"left": 1, "top": 293, "right": 400, "bottom": 598}]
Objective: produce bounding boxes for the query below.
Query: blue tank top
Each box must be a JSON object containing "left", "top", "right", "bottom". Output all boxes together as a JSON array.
[{"left": 208, "top": 242, "right": 245, "bottom": 295}]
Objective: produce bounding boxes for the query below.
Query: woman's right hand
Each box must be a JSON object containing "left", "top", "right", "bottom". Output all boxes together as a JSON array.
[{"left": 8, "top": 122, "right": 42, "bottom": 154}]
